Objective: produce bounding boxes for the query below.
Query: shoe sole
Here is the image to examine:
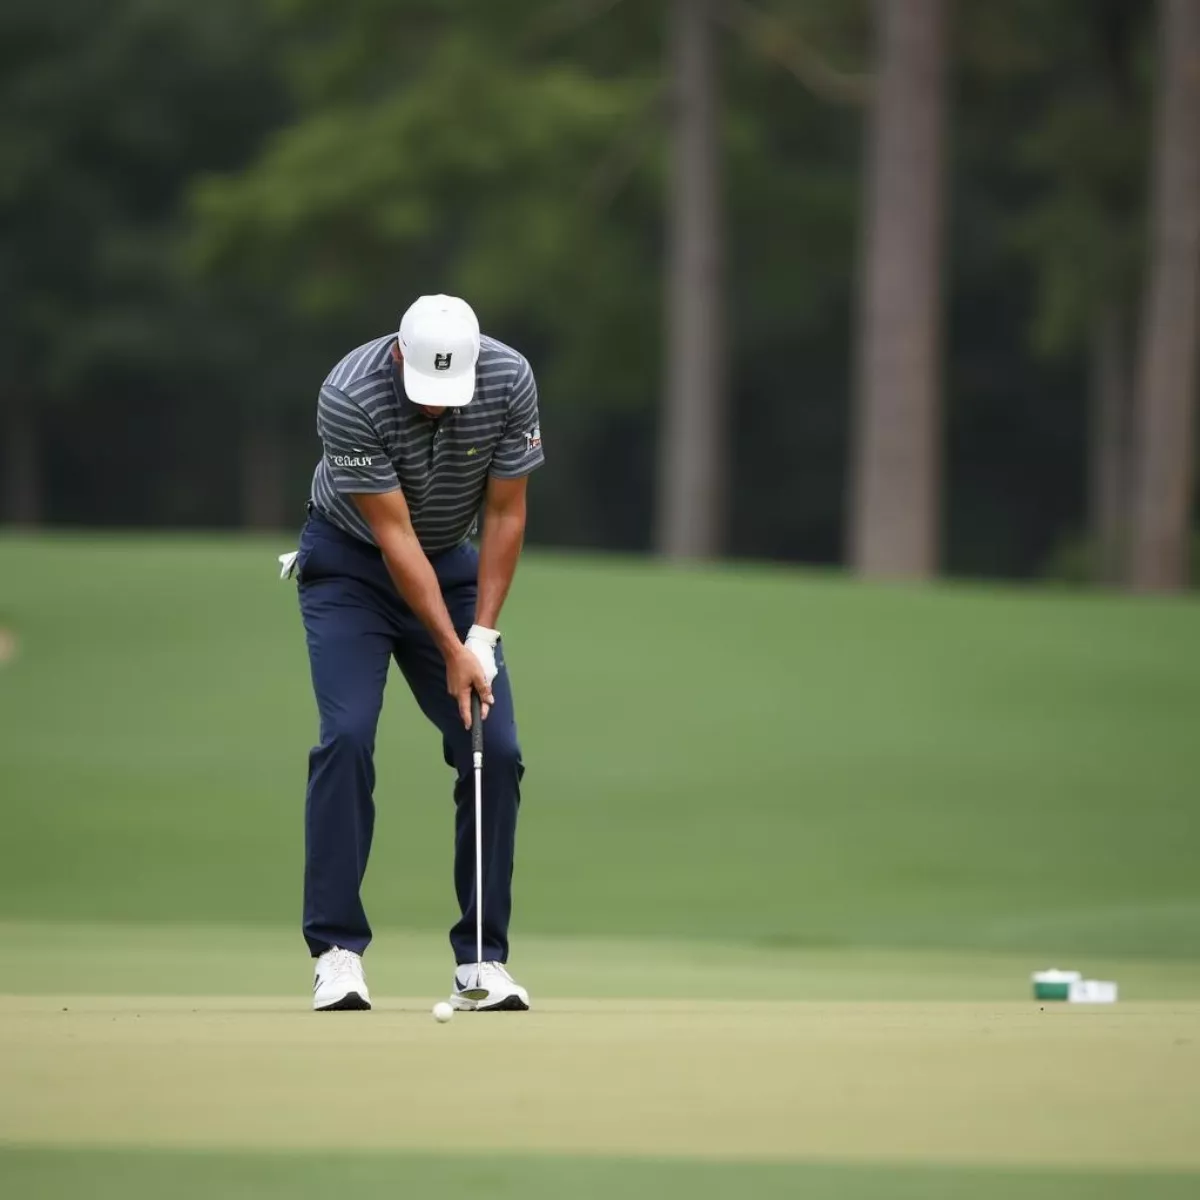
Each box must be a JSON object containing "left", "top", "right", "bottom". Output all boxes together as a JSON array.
[
  {"left": 314, "top": 991, "right": 371, "bottom": 1012},
  {"left": 451, "top": 993, "right": 530, "bottom": 1012},
  {"left": 478, "top": 994, "right": 530, "bottom": 1012}
]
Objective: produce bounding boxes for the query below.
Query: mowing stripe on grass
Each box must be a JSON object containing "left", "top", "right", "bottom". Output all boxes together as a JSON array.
[{"left": 2, "top": 1147, "right": 1199, "bottom": 1200}]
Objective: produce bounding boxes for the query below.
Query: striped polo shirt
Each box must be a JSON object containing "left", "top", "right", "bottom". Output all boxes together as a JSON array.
[{"left": 310, "top": 333, "right": 544, "bottom": 552}]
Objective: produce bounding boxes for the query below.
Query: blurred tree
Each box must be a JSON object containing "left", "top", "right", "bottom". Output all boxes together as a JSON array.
[
  {"left": 192, "top": 0, "right": 877, "bottom": 556},
  {"left": 1128, "top": 0, "right": 1200, "bottom": 592},
  {"left": 6, "top": 0, "right": 1172, "bottom": 581},
  {"left": 849, "top": 0, "right": 949, "bottom": 579},
  {"left": 190, "top": 0, "right": 666, "bottom": 547},
  {"left": 658, "top": 0, "right": 725, "bottom": 559},
  {"left": 718, "top": 0, "right": 866, "bottom": 562},
  {"left": 0, "top": 0, "right": 287, "bottom": 527},
  {"left": 997, "top": 0, "right": 1149, "bottom": 585}
]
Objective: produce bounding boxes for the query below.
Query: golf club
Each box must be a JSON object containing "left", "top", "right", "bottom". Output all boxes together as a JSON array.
[{"left": 470, "top": 690, "right": 485, "bottom": 993}]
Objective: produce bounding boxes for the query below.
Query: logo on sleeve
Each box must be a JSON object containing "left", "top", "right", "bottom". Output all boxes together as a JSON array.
[
  {"left": 434, "top": 353, "right": 453, "bottom": 371},
  {"left": 331, "top": 450, "right": 377, "bottom": 468},
  {"left": 525, "top": 426, "right": 541, "bottom": 453}
]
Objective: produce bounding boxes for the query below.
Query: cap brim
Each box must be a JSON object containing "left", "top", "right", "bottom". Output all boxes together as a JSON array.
[{"left": 403, "top": 362, "right": 475, "bottom": 407}]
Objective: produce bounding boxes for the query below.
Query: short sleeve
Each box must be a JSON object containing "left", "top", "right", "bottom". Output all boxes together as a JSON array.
[
  {"left": 490, "top": 357, "right": 544, "bottom": 479},
  {"left": 317, "top": 385, "right": 400, "bottom": 494}
]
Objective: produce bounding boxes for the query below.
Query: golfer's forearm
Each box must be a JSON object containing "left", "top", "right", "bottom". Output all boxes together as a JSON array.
[
  {"left": 376, "top": 530, "right": 461, "bottom": 658},
  {"left": 475, "top": 509, "right": 525, "bottom": 630}
]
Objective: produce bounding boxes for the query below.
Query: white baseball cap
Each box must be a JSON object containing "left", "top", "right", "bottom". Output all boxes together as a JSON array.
[{"left": 397, "top": 294, "right": 480, "bottom": 407}]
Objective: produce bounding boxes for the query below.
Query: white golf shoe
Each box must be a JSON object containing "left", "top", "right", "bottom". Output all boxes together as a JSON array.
[
  {"left": 313, "top": 946, "right": 371, "bottom": 1011},
  {"left": 451, "top": 962, "right": 530, "bottom": 1012}
]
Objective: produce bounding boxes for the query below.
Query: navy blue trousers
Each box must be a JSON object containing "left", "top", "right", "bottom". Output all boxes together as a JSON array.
[{"left": 296, "top": 511, "right": 524, "bottom": 965}]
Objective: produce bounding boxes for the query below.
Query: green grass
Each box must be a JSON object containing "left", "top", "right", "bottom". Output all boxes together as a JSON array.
[
  {"left": 5, "top": 984, "right": 1200, "bottom": 1173},
  {"left": 3, "top": 1148, "right": 1198, "bottom": 1200},
  {"left": 1, "top": 533, "right": 1198, "bottom": 957},
  {"left": 3, "top": 535, "right": 1200, "bottom": 1195},
  {"left": 5, "top": 920, "right": 1200, "bottom": 999}
]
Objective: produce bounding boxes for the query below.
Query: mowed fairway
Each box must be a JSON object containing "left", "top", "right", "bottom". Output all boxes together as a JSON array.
[
  {"left": 2, "top": 535, "right": 1200, "bottom": 1197},
  {"left": 5, "top": 994, "right": 1200, "bottom": 1164},
  {"left": 4, "top": 932, "right": 1200, "bottom": 1197}
]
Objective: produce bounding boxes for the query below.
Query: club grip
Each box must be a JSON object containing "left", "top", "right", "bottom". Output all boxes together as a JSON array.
[{"left": 471, "top": 691, "right": 484, "bottom": 756}]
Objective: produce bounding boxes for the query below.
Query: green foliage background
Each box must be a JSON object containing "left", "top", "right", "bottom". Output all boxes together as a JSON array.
[{"left": 0, "top": 0, "right": 1161, "bottom": 573}]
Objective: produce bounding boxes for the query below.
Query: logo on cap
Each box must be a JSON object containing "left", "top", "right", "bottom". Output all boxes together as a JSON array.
[{"left": 434, "top": 353, "right": 453, "bottom": 371}]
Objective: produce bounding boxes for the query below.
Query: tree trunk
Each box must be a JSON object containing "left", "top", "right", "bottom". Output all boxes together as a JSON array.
[
  {"left": 849, "top": 0, "right": 948, "bottom": 578},
  {"left": 1128, "top": 0, "right": 1200, "bottom": 592},
  {"left": 1089, "top": 305, "right": 1131, "bottom": 585},
  {"left": 657, "top": 0, "right": 725, "bottom": 559},
  {"left": 240, "top": 410, "right": 287, "bottom": 530},
  {"left": 2, "top": 399, "right": 42, "bottom": 527}
]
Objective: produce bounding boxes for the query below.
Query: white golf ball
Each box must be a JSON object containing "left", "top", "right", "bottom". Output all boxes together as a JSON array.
[{"left": 432, "top": 1001, "right": 454, "bottom": 1024}]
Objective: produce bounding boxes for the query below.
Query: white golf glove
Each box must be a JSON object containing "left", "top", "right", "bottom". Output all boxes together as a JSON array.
[
  {"left": 464, "top": 624, "right": 501, "bottom": 686},
  {"left": 278, "top": 550, "right": 299, "bottom": 580}
]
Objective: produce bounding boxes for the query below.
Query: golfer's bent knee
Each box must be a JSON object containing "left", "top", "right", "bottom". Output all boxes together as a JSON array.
[
  {"left": 483, "top": 729, "right": 522, "bottom": 772},
  {"left": 321, "top": 713, "right": 377, "bottom": 757}
]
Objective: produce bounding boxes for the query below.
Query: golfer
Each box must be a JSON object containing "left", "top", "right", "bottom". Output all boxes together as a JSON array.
[{"left": 291, "top": 295, "right": 542, "bottom": 1012}]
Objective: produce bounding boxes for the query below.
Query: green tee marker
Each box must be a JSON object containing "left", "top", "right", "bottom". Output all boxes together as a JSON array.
[
  {"left": 1032, "top": 968, "right": 1081, "bottom": 1001},
  {"left": 1032, "top": 969, "right": 1118, "bottom": 1003}
]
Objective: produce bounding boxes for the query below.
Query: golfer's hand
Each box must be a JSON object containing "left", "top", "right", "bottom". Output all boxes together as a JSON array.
[
  {"left": 448, "top": 645, "right": 492, "bottom": 728},
  {"left": 464, "top": 625, "right": 500, "bottom": 686}
]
